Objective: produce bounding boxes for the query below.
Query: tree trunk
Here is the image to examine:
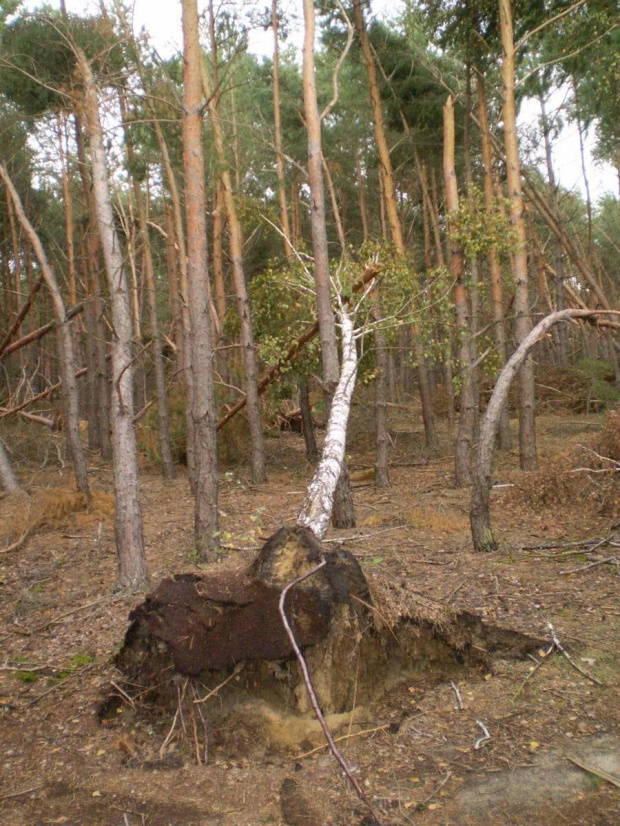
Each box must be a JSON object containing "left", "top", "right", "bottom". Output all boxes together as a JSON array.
[
  {"left": 272, "top": 0, "right": 293, "bottom": 258},
  {"left": 0, "top": 163, "right": 90, "bottom": 498},
  {"left": 77, "top": 49, "right": 147, "bottom": 589},
  {"left": 0, "top": 437, "right": 19, "bottom": 492},
  {"left": 373, "top": 292, "right": 390, "bottom": 488},
  {"left": 297, "top": 305, "right": 358, "bottom": 539},
  {"left": 203, "top": 5, "right": 266, "bottom": 484},
  {"left": 471, "top": 310, "right": 617, "bottom": 552},
  {"left": 181, "top": 0, "right": 219, "bottom": 558},
  {"left": 443, "top": 97, "right": 475, "bottom": 486},
  {"left": 121, "top": 98, "right": 175, "bottom": 480},
  {"left": 540, "top": 96, "right": 569, "bottom": 367},
  {"left": 499, "top": 0, "right": 537, "bottom": 471},
  {"left": 476, "top": 73, "right": 512, "bottom": 450},
  {"left": 299, "top": 377, "right": 319, "bottom": 462},
  {"left": 302, "top": 0, "right": 355, "bottom": 528}
]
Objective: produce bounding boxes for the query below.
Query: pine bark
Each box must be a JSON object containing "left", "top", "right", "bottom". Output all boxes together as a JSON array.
[
  {"left": 499, "top": 0, "right": 537, "bottom": 471},
  {"left": 77, "top": 49, "right": 147, "bottom": 589},
  {"left": 443, "top": 98, "right": 476, "bottom": 486},
  {"left": 272, "top": 0, "right": 293, "bottom": 258},
  {"left": 476, "top": 73, "right": 512, "bottom": 450},
  {"left": 181, "top": 0, "right": 219, "bottom": 557}
]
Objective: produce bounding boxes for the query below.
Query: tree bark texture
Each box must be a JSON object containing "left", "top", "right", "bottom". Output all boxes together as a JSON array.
[
  {"left": 297, "top": 305, "right": 358, "bottom": 540},
  {"left": 299, "top": 377, "right": 319, "bottom": 462},
  {"left": 302, "top": 0, "right": 355, "bottom": 528},
  {"left": 443, "top": 97, "right": 476, "bottom": 486},
  {"left": 0, "top": 162, "right": 90, "bottom": 498},
  {"left": 476, "top": 74, "right": 512, "bottom": 450},
  {"left": 499, "top": 0, "right": 537, "bottom": 470},
  {"left": 181, "top": 0, "right": 219, "bottom": 557},
  {"left": 77, "top": 50, "right": 147, "bottom": 589}
]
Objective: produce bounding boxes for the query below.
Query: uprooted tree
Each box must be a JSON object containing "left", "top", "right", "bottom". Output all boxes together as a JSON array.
[{"left": 110, "top": 273, "right": 544, "bottom": 777}]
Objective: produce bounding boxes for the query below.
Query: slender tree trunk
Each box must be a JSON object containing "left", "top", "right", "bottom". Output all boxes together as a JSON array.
[
  {"left": 74, "top": 113, "right": 111, "bottom": 458},
  {"left": 499, "top": 0, "right": 537, "bottom": 471},
  {"left": 77, "top": 49, "right": 147, "bottom": 589},
  {"left": 121, "top": 99, "right": 175, "bottom": 480},
  {"left": 299, "top": 377, "right": 319, "bottom": 462},
  {"left": 163, "top": 199, "right": 183, "bottom": 359},
  {"left": 297, "top": 305, "right": 358, "bottom": 539},
  {"left": 443, "top": 98, "right": 475, "bottom": 485},
  {"left": 181, "top": 0, "right": 219, "bottom": 557},
  {"left": 0, "top": 163, "right": 90, "bottom": 498},
  {"left": 476, "top": 73, "right": 512, "bottom": 450},
  {"left": 212, "top": 181, "right": 227, "bottom": 326},
  {"left": 355, "top": 150, "right": 369, "bottom": 242},
  {"left": 272, "top": 0, "right": 293, "bottom": 258},
  {"left": 302, "top": 0, "right": 355, "bottom": 528},
  {"left": 0, "top": 437, "right": 20, "bottom": 492},
  {"left": 203, "top": 4, "right": 266, "bottom": 484},
  {"left": 373, "top": 290, "right": 390, "bottom": 487},
  {"left": 539, "top": 96, "right": 568, "bottom": 366},
  {"left": 323, "top": 156, "right": 346, "bottom": 253},
  {"left": 471, "top": 309, "right": 613, "bottom": 552}
]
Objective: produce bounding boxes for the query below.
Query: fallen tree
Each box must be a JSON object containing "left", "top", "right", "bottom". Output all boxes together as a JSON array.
[{"left": 110, "top": 274, "right": 544, "bottom": 788}]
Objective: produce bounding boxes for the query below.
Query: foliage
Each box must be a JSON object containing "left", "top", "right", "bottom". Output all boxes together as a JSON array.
[{"left": 0, "top": 11, "right": 125, "bottom": 116}]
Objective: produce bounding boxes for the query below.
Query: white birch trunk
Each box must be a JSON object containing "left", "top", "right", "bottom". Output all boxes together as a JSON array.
[{"left": 297, "top": 307, "right": 358, "bottom": 539}]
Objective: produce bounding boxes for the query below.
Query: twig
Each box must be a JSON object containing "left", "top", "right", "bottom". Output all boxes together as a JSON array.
[
  {"left": 0, "top": 785, "right": 42, "bottom": 801},
  {"left": 474, "top": 720, "right": 491, "bottom": 750},
  {"left": 159, "top": 678, "right": 188, "bottom": 760},
  {"left": 279, "top": 560, "right": 384, "bottom": 825},
  {"left": 512, "top": 649, "right": 552, "bottom": 702},
  {"left": 25, "top": 662, "right": 98, "bottom": 707},
  {"left": 0, "top": 524, "right": 34, "bottom": 554},
  {"left": 546, "top": 622, "right": 603, "bottom": 685},
  {"left": 193, "top": 663, "right": 243, "bottom": 704},
  {"left": 565, "top": 754, "right": 620, "bottom": 788},
  {"left": 109, "top": 680, "right": 135, "bottom": 708},
  {"left": 34, "top": 597, "right": 112, "bottom": 632},
  {"left": 561, "top": 557, "right": 618, "bottom": 576},
  {"left": 418, "top": 770, "right": 452, "bottom": 807},
  {"left": 450, "top": 681, "right": 464, "bottom": 710},
  {"left": 296, "top": 724, "right": 391, "bottom": 759}
]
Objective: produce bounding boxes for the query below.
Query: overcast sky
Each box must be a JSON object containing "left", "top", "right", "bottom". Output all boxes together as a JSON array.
[{"left": 25, "top": 0, "right": 618, "bottom": 202}]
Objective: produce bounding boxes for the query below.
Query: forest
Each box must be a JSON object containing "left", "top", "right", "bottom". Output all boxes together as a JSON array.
[{"left": 0, "top": 0, "right": 619, "bottom": 823}]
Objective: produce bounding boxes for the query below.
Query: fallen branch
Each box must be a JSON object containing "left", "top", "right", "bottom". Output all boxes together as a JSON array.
[
  {"left": 0, "top": 273, "right": 45, "bottom": 357},
  {"left": 279, "top": 560, "right": 384, "bottom": 826},
  {"left": 0, "top": 302, "right": 84, "bottom": 360},
  {"left": 566, "top": 753, "right": 620, "bottom": 788},
  {"left": 546, "top": 621, "right": 603, "bottom": 685},
  {"left": 0, "top": 368, "right": 88, "bottom": 419}
]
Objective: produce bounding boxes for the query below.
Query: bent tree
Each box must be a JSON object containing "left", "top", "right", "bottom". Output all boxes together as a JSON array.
[{"left": 470, "top": 309, "right": 620, "bottom": 553}]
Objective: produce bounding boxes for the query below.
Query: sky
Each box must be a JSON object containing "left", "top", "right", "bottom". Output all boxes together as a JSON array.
[{"left": 23, "top": 0, "right": 618, "bottom": 202}]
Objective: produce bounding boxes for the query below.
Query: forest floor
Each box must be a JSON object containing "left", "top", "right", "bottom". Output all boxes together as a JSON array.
[{"left": 0, "top": 407, "right": 619, "bottom": 826}]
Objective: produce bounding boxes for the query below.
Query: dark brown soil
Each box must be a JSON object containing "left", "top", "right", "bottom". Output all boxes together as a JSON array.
[{"left": 1, "top": 410, "right": 619, "bottom": 825}]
